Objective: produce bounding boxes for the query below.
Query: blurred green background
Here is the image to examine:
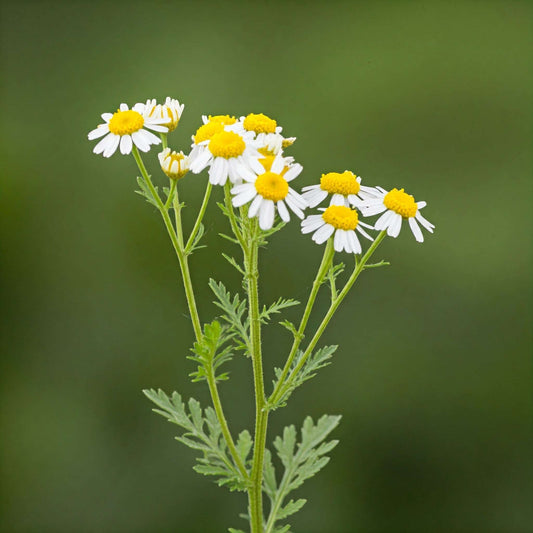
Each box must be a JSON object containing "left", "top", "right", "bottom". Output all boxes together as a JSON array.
[{"left": 1, "top": 1, "right": 532, "bottom": 531}]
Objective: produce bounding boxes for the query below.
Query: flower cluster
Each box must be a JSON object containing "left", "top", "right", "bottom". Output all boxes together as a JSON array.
[{"left": 88, "top": 97, "right": 434, "bottom": 244}]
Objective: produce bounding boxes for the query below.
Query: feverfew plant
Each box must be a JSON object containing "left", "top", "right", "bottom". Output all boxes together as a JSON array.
[{"left": 88, "top": 97, "right": 434, "bottom": 533}]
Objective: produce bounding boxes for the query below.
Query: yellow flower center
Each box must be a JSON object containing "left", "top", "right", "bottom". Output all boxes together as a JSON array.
[
  {"left": 320, "top": 171, "right": 360, "bottom": 196},
  {"left": 209, "top": 131, "right": 246, "bottom": 158},
  {"left": 194, "top": 121, "right": 224, "bottom": 144},
  {"left": 108, "top": 110, "right": 144, "bottom": 135},
  {"left": 322, "top": 205, "right": 358, "bottom": 230},
  {"left": 243, "top": 113, "right": 277, "bottom": 134},
  {"left": 255, "top": 172, "right": 289, "bottom": 201},
  {"left": 207, "top": 114, "right": 237, "bottom": 125},
  {"left": 383, "top": 188, "right": 418, "bottom": 218}
]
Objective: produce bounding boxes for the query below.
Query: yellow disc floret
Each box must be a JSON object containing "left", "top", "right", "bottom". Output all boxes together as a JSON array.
[
  {"left": 209, "top": 131, "right": 246, "bottom": 158},
  {"left": 383, "top": 188, "right": 418, "bottom": 218},
  {"left": 207, "top": 115, "right": 237, "bottom": 125},
  {"left": 255, "top": 172, "right": 289, "bottom": 201},
  {"left": 108, "top": 110, "right": 144, "bottom": 136},
  {"left": 194, "top": 121, "right": 225, "bottom": 144},
  {"left": 320, "top": 171, "right": 360, "bottom": 196},
  {"left": 322, "top": 205, "right": 358, "bottom": 230},
  {"left": 243, "top": 113, "right": 277, "bottom": 134}
]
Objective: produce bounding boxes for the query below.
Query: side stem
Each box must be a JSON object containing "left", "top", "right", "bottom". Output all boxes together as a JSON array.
[{"left": 270, "top": 231, "right": 387, "bottom": 405}]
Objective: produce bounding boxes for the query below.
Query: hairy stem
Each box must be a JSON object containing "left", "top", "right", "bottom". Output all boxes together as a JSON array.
[{"left": 245, "top": 219, "right": 268, "bottom": 533}]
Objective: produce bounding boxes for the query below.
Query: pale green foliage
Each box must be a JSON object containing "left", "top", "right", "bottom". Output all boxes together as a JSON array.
[
  {"left": 263, "top": 415, "right": 341, "bottom": 531},
  {"left": 143, "top": 388, "right": 249, "bottom": 491},
  {"left": 187, "top": 320, "right": 234, "bottom": 383},
  {"left": 135, "top": 176, "right": 159, "bottom": 207},
  {"left": 268, "top": 345, "right": 338, "bottom": 410},
  {"left": 209, "top": 279, "right": 299, "bottom": 356}
]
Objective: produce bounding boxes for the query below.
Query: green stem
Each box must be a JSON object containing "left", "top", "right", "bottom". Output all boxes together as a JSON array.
[
  {"left": 185, "top": 182, "right": 212, "bottom": 253},
  {"left": 224, "top": 183, "right": 246, "bottom": 249},
  {"left": 267, "top": 239, "right": 334, "bottom": 406},
  {"left": 164, "top": 179, "right": 177, "bottom": 210},
  {"left": 271, "top": 231, "right": 387, "bottom": 406},
  {"left": 160, "top": 133, "right": 168, "bottom": 150},
  {"left": 132, "top": 146, "right": 248, "bottom": 480},
  {"left": 245, "top": 219, "right": 268, "bottom": 533}
]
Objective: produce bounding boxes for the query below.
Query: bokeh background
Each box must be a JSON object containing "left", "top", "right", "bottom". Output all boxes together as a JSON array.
[{"left": 1, "top": 1, "right": 532, "bottom": 532}]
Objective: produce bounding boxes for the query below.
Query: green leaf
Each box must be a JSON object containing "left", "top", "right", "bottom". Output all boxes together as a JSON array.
[
  {"left": 236, "top": 430, "right": 253, "bottom": 465},
  {"left": 363, "top": 259, "right": 390, "bottom": 269},
  {"left": 260, "top": 298, "right": 299, "bottom": 324},
  {"left": 143, "top": 388, "right": 248, "bottom": 492},
  {"left": 279, "top": 319, "right": 299, "bottom": 338},
  {"left": 222, "top": 253, "right": 246, "bottom": 276},
  {"left": 263, "top": 448, "right": 278, "bottom": 500},
  {"left": 264, "top": 415, "right": 341, "bottom": 530},
  {"left": 185, "top": 223, "right": 206, "bottom": 255},
  {"left": 269, "top": 345, "right": 338, "bottom": 409},
  {"left": 228, "top": 529, "right": 246, "bottom": 533},
  {"left": 209, "top": 279, "right": 250, "bottom": 353},
  {"left": 187, "top": 320, "right": 234, "bottom": 383},
  {"left": 135, "top": 176, "right": 159, "bottom": 207},
  {"left": 277, "top": 498, "right": 306, "bottom": 520}
]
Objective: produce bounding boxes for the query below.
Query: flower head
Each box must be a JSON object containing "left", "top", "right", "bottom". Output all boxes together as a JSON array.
[
  {"left": 301, "top": 205, "right": 374, "bottom": 254},
  {"left": 361, "top": 187, "right": 434, "bottom": 242},
  {"left": 145, "top": 97, "right": 184, "bottom": 132},
  {"left": 231, "top": 113, "right": 296, "bottom": 156},
  {"left": 231, "top": 154, "right": 307, "bottom": 230},
  {"left": 158, "top": 148, "right": 190, "bottom": 180},
  {"left": 88, "top": 103, "right": 168, "bottom": 157},
  {"left": 189, "top": 122, "right": 262, "bottom": 186},
  {"left": 301, "top": 171, "right": 375, "bottom": 208}
]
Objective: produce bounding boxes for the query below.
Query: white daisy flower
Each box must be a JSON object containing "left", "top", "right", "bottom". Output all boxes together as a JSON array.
[
  {"left": 88, "top": 103, "right": 168, "bottom": 157},
  {"left": 144, "top": 97, "right": 184, "bottom": 132},
  {"left": 189, "top": 127, "right": 262, "bottom": 186},
  {"left": 158, "top": 148, "right": 190, "bottom": 180},
  {"left": 231, "top": 154, "right": 307, "bottom": 230},
  {"left": 301, "top": 171, "right": 376, "bottom": 208},
  {"left": 301, "top": 205, "right": 374, "bottom": 254},
  {"left": 231, "top": 113, "right": 296, "bottom": 156},
  {"left": 361, "top": 187, "right": 434, "bottom": 242}
]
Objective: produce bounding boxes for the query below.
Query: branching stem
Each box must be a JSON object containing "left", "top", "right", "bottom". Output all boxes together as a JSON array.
[{"left": 132, "top": 146, "right": 248, "bottom": 481}]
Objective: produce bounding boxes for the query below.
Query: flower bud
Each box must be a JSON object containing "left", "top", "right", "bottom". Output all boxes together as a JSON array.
[{"left": 158, "top": 148, "right": 190, "bottom": 180}]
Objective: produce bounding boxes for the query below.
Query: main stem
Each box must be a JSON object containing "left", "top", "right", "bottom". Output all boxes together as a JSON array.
[{"left": 246, "top": 220, "right": 268, "bottom": 533}]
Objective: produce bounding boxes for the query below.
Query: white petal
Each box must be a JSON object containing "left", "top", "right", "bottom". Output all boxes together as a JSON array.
[
  {"left": 233, "top": 187, "right": 257, "bottom": 207},
  {"left": 259, "top": 200, "right": 275, "bottom": 230},
  {"left": 301, "top": 215, "right": 325, "bottom": 233},
  {"left": 132, "top": 130, "right": 150, "bottom": 152},
  {"left": 285, "top": 195, "right": 305, "bottom": 218},
  {"left": 334, "top": 229, "right": 345, "bottom": 252},
  {"left": 103, "top": 134, "right": 120, "bottom": 157},
  {"left": 356, "top": 225, "right": 374, "bottom": 241},
  {"left": 330, "top": 193, "right": 345, "bottom": 206},
  {"left": 270, "top": 155, "right": 285, "bottom": 174},
  {"left": 88, "top": 124, "right": 109, "bottom": 140},
  {"left": 93, "top": 133, "right": 113, "bottom": 155},
  {"left": 101, "top": 113, "right": 113, "bottom": 122},
  {"left": 119, "top": 103, "right": 129, "bottom": 111},
  {"left": 277, "top": 200, "right": 290, "bottom": 222},
  {"left": 119, "top": 134, "right": 132, "bottom": 155},
  {"left": 248, "top": 195, "right": 263, "bottom": 218},
  {"left": 283, "top": 163, "right": 303, "bottom": 182},
  {"left": 313, "top": 223, "right": 335, "bottom": 244},
  {"left": 417, "top": 201, "right": 427, "bottom": 209},
  {"left": 249, "top": 156, "right": 265, "bottom": 175},
  {"left": 301, "top": 184, "right": 319, "bottom": 192},
  {"left": 145, "top": 123, "right": 168, "bottom": 133},
  {"left": 375, "top": 209, "right": 395, "bottom": 230},
  {"left": 349, "top": 231, "right": 362, "bottom": 254},
  {"left": 361, "top": 203, "right": 387, "bottom": 216},
  {"left": 302, "top": 188, "right": 328, "bottom": 208},
  {"left": 190, "top": 149, "right": 212, "bottom": 173},
  {"left": 138, "top": 128, "right": 161, "bottom": 145},
  {"left": 388, "top": 214, "right": 403, "bottom": 237},
  {"left": 415, "top": 211, "right": 435, "bottom": 232},
  {"left": 408, "top": 217, "right": 424, "bottom": 242}
]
